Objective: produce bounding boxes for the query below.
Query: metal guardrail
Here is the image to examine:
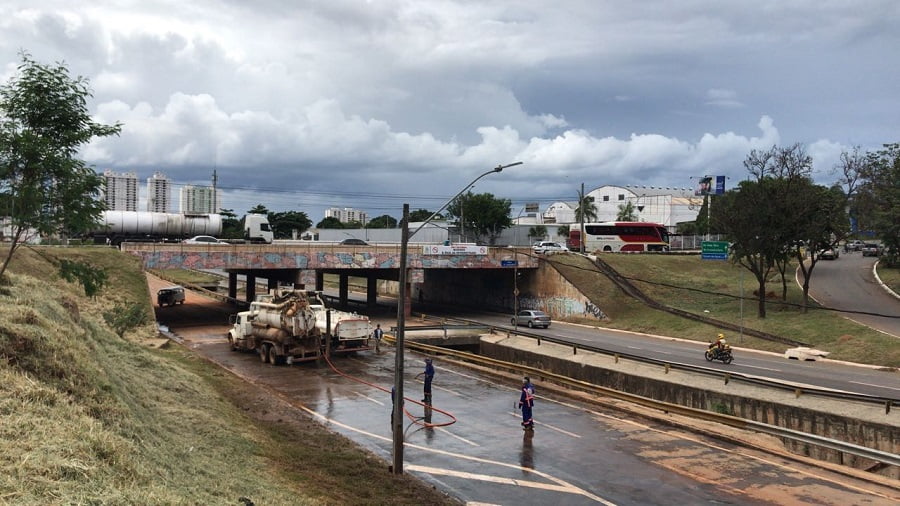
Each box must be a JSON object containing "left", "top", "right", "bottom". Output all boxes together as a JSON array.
[
  {"left": 387, "top": 335, "right": 900, "bottom": 470},
  {"left": 496, "top": 323, "right": 900, "bottom": 411}
]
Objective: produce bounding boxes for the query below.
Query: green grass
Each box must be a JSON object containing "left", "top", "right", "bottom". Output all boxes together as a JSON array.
[
  {"left": 0, "top": 246, "right": 457, "bottom": 505},
  {"left": 876, "top": 263, "right": 900, "bottom": 295},
  {"left": 547, "top": 253, "right": 900, "bottom": 368}
]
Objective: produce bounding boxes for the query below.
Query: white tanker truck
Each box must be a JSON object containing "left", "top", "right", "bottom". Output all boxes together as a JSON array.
[{"left": 91, "top": 211, "right": 273, "bottom": 245}]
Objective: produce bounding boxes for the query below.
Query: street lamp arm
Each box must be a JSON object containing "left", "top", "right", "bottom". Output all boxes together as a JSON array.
[{"left": 410, "top": 161, "right": 522, "bottom": 239}]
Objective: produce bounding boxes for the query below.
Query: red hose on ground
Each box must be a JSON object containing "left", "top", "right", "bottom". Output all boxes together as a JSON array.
[{"left": 322, "top": 352, "right": 457, "bottom": 428}]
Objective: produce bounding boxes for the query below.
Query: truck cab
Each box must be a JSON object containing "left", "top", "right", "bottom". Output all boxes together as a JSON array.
[{"left": 244, "top": 213, "right": 274, "bottom": 244}]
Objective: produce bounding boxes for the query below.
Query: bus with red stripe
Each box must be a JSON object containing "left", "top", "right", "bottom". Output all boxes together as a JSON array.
[{"left": 567, "top": 222, "right": 669, "bottom": 253}]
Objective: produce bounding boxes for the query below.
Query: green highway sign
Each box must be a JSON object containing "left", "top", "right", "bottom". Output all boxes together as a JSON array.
[{"left": 701, "top": 241, "right": 729, "bottom": 260}]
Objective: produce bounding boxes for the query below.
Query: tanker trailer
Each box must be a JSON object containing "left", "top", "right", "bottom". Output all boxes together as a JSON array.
[
  {"left": 92, "top": 211, "right": 222, "bottom": 245},
  {"left": 227, "top": 288, "right": 322, "bottom": 364}
]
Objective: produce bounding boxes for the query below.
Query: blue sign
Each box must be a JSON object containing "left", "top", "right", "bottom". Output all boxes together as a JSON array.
[{"left": 501, "top": 260, "right": 518, "bottom": 267}]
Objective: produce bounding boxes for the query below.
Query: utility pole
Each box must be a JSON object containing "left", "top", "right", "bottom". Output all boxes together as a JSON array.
[{"left": 580, "top": 182, "right": 586, "bottom": 254}]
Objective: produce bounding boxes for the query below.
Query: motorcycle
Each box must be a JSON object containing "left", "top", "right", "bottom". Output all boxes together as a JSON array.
[{"left": 705, "top": 344, "right": 733, "bottom": 364}]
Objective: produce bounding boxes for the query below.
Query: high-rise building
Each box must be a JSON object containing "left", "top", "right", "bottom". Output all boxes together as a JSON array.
[
  {"left": 180, "top": 185, "right": 220, "bottom": 214},
  {"left": 146, "top": 172, "right": 171, "bottom": 212},
  {"left": 102, "top": 170, "right": 138, "bottom": 211},
  {"left": 325, "top": 207, "right": 368, "bottom": 225}
]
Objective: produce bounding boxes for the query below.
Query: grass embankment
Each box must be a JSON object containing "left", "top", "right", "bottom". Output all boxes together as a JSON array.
[
  {"left": 0, "top": 246, "right": 456, "bottom": 505},
  {"left": 547, "top": 254, "right": 900, "bottom": 368},
  {"left": 877, "top": 263, "right": 900, "bottom": 296}
]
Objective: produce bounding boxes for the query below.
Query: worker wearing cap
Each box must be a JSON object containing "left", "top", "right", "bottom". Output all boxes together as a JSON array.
[{"left": 416, "top": 357, "right": 435, "bottom": 404}]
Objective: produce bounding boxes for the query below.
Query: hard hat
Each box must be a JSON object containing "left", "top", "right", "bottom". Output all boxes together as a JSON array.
[{"left": 717, "top": 333, "right": 725, "bottom": 339}]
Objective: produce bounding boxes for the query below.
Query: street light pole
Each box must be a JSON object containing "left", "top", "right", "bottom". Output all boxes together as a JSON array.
[{"left": 391, "top": 161, "right": 520, "bottom": 475}]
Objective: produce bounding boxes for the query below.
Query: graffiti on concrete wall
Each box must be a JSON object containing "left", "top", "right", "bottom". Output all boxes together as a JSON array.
[{"left": 517, "top": 295, "right": 607, "bottom": 321}]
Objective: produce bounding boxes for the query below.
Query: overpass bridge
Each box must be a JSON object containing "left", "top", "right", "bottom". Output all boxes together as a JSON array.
[{"left": 124, "top": 242, "right": 539, "bottom": 314}]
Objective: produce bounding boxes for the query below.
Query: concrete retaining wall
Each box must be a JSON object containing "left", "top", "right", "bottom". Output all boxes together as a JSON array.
[{"left": 482, "top": 336, "right": 899, "bottom": 479}]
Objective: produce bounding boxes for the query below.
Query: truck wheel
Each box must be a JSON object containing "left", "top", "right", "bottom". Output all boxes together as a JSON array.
[
  {"left": 267, "top": 346, "right": 281, "bottom": 365},
  {"left": 228, "top": 336, "right": 237, "bottom": 352},
  {"left": 260, "top": 344, "right": 270, "bottom": 363}
]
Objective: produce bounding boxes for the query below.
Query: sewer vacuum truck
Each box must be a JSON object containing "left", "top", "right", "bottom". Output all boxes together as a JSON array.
[{"left": 227, "top": 288, "right": 322, "bottom": 364}]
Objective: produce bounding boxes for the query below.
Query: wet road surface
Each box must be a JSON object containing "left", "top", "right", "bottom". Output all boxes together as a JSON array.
[{"left": 150, "top": 275, "right": 900, "bottom": 505}]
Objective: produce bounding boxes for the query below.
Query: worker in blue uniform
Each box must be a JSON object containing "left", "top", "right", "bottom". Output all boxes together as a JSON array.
[
  {"left": 416, "top": 357, "right": 435, "bottom": 404},
  {"left": 519, "top": 377, "right": 535, "bottom": 430}
]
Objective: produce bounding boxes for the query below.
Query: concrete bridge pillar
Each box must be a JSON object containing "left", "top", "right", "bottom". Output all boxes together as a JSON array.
[
  {"left": 315, "top": 271, "right": 324, "bottom": 292},
  {"left": 247, "top": 274, "right": 256, "bottom": 302},
  {"left": 339, "top": 274, "right": 349, "bottom": 308},
  {"left": 367, "top": 274, "right": 378, "bottom": 308},
  {"left": 228, "top": 272, "right": 237, "bottom": 299}
]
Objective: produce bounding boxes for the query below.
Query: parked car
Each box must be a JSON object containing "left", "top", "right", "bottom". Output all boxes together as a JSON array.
[
  {"left": 157, "top": 285, "right": 185, "bottom": 307},
  {"left": 340, "top": 238, "right": 368, "bottom": 245},
  {"left": 862, "top": 243, "right": 881, "bottom": 257},
  {"left": 510, "top": 310, "right": 551, "bottom": 329},
  {"left": 819, "top": 248, "right": 839, "bottom": 260},
  {"left": 183, "top": 235, "right": 227, "bottom": 244},
  {"left": 532, "top": 241, "right": 567, "bottom": 254},
  {"left": 844, "top": 240, "right": 865, "bottom": 251}
]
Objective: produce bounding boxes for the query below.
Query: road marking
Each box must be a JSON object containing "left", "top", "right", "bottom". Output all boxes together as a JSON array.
[
  {"left": 507, "top": 412, "right": 581, "bottom": 438},
  {"left": 738, "top": 364, "right": 781, "bottom": 372},
  {"left": 435, "top": 427, "right": 480, "bottom": 447},
  {"left": 276, "top": 392, "right": 614, "bottom": 504},
  {"left": 406, "top": 464, "right": 609, "bottom": 498},
  {"left": 850, "top": 381, "right": 900, "bottom": 392},
  {"left": 354, "top": 391, "right": 385, "bottom": 405}
]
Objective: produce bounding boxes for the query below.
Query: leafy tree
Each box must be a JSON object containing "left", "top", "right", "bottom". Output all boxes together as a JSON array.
[
  {"left": 616, "top": 201, "right": 637, "bottom": 221},
  {"left": 862, "top": 143, "right": 900, "bottom": 266},
  {"left": 790, "top": 182, "right": 849, "bottom": 311},
  {"left": 410, "top": 209, "right": 439, "bottom": 222},
  {"left": 446, "top": 191, "right": 512, "bottom": 245},
  {"left": 556, "top": 224, "right": 570, "bottom": 239},
  {"left": 269, "top": 210, "right": 312, "bottom": 239},
  {"left": 344, "top": 220, "right": 363, "bottom": 229},
  {"left": 368, "top": 214, "right": 397, "bottom": 228},
  {"left": 714, "top": 178, "right": 785, "bottom": 318},
  {"left": 248, "top": 204, "right": 269, "bottom": 215},
  {"left": 527, "top": 225, "right": 547, "bottom": 241},
  {"left": 219, "top": 208, "right": 242, "bottom": 239},
  {"left": 316, "top": 216, "right": 344, "bottom": 229},
  {"left": 0, "top": 53, "right": 121, "bottom": 280}
]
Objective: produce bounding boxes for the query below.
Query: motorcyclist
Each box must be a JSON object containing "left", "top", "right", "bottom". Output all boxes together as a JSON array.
[{"left": 708, "top": 333, "right": 728, "bottom": 356}]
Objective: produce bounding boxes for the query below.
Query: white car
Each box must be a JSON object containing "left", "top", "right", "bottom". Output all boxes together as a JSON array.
[
  {"left": 532, "top": 241, "right": 567, "bottom": 254},
  {"left": 183, "top": 235, "right": 227, "bottom": 245}
]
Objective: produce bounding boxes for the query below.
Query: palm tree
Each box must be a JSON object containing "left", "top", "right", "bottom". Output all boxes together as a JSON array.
[
  {"left": 617, "top": 201, "right": 638, "bottom": 221},
  {"left": 575, "top": 191, "right": 598, "bottom": 223}
]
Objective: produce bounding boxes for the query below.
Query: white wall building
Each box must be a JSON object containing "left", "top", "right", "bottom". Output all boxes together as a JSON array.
[
  {"left": 325, "top": 207, "right": 368, "bottom": 224},
  {"left": 102, "top": 170, "right": 138, "bottom": 211},
  {"left": 146, "top": 172, "right": 171, "bottom": 213},
  {"left": 180, "top": 185, "right": 220, "bottom": 214},
  {"left": 541, "top": 184, "right": 702, "bottom": 230}
]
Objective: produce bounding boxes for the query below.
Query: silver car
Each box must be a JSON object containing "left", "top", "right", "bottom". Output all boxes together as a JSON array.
[{"left": 511, "top": 310, "right": 551, "bottom": 329}]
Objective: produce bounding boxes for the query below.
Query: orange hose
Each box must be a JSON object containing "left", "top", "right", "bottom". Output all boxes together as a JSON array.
[{"left": 322, "top": 352, "right": 457, "bottom": 428}]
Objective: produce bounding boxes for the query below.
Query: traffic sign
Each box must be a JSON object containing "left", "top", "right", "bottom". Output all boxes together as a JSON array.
[
  {"left": 501, "top": 260, "right": 518, "bottom": 267},
  {"left": 701, "top": 241, "right": 729, "bottom": 260}
]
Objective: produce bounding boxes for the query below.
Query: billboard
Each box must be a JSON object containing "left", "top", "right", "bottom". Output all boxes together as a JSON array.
[{"left": 695, "top": 175, "right": 726, "bottom": 196}]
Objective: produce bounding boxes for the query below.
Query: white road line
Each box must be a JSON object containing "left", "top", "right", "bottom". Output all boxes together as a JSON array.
[
  {"left": 354, "top": 391, "right": 385, "bottom": 405},
  {"left": 436, "top": 427, "right": 480, "bottom": 447},
  {"left": 406, "top": 464, "right": 613, "bottom": 501},
  {"left": 738, "top": 364, "right": 782, "bottom": 372},
  {"left": 507, "top": 412, "right": 581, "bottom": 438},
  {"left": 850, "top": 381, "right": 900, "bottom": 392}
]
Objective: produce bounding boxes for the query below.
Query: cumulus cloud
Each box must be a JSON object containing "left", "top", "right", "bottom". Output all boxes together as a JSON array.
[{"left": 2, "top": 1, "right": 895, "bottom": 218}]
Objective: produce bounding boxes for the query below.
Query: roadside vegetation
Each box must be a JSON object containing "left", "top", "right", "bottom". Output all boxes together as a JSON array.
[
  {"left": 0, "top": 246, "right": 457, "bottom": 505},
  {"left": 548, "top": 253, "right": 900, "bottom": 368}
]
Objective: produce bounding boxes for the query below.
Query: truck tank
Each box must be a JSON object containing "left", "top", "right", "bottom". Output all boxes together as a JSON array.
[{"left": 94, "top": 211, "right": 223, "bottom": 243}]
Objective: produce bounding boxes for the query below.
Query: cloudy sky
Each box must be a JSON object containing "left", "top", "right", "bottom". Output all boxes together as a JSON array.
[{"left": 3, "top": 1, "right": 898, "bottom": 221}]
